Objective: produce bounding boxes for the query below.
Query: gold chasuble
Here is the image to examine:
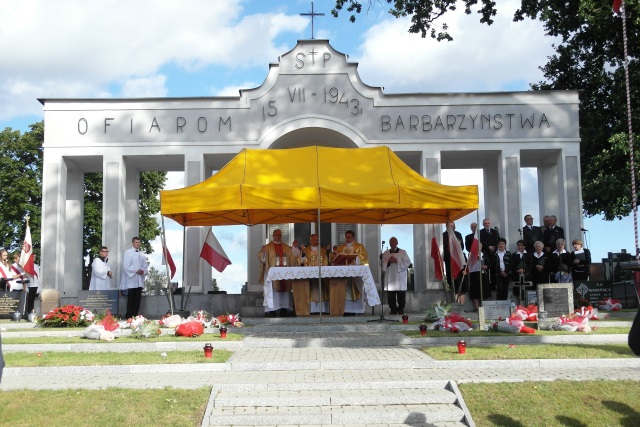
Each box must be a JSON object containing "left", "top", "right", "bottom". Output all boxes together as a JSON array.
[
  {"left": 302, "top": 246, "right": 329, "bottom": 303},
  {"left": 334, "top": 242, "right": 368, "bottom": 300},
  {"left": 258, "top": 242, "right": 297, "bottom": 292}
]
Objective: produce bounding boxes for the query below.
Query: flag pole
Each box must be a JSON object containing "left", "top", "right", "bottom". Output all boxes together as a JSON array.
[
  {"left": 317, "top": 208, "right": 322, "bottom": 323},
  {"left": 477, "top": 209, "right": 483, "bottom": 304},
  {"left": 160, "top": 213, "right": 175, "bottom": 315},
  {"left": 618, "top": 1, "right": 638, "bottom": 257}
]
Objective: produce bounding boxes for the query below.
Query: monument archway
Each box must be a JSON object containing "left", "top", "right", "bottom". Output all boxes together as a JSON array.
[{"left": 40, "top": 39, "right": 582, "bottom": 315}]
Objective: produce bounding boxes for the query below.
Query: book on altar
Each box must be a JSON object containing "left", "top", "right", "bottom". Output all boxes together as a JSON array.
[{"left": 332, "top": 254, "right": 357, "bottom": 266}]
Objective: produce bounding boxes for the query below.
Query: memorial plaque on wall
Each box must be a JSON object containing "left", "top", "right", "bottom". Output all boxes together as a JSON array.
[
  {"left": 482, "top": 301, "right": 511, "bottom": 320},
  {"left": 573, "top": 280, "right": 612, "bottom": 306},
  {"left": 77, "top": 290, "right": 119, "bottom": 315},
  {"left": 0, "top": 292, "right": 23, "bottom": 319},
  {"left": 537, "top": 283, "right": 573, "bottom": 318}
]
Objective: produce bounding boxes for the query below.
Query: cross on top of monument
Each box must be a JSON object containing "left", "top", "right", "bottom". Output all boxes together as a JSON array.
[{"left": 300, "top": 1, "right": 325, "bottom": 39}]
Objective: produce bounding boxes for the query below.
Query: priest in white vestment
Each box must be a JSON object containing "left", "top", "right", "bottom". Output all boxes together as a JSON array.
[
  {"left": 381, "top": 237, "right": 411, "bottom": 315},
  {"left": 90, "top": 246, "right": 113, "bottom": 290}
]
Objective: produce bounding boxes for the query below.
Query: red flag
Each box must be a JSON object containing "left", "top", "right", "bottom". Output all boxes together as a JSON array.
[
  {"left": 430, "top": 236, "right": 444, "bottom": 280},
  {"left": 162, "top": 244, "right": 176, "bottom": 279},
  {"left": 467, "top": 226, "right": 480, "bottom": 270},
  {"left": 613, "top": 0, "right": 622, "bottom": 14},
  {"left": 447, "top": 223, "right": 465, "bottom": 279},
  {"left": 19, "top": 223, "right": 37, "bottom": 277},
  {"left": 200, "top": 228, "right": 232, "bottom": 272}
]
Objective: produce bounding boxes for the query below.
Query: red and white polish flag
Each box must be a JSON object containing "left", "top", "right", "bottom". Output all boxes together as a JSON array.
[
  {"left": 19, "top": 224, "right": 37, "bottom": 277},
  {"left": 446, "top": 223, "right": 465, "bottom": 279},
  {"left": 200, "top": 228, "right": 232, "bottom": 273}
]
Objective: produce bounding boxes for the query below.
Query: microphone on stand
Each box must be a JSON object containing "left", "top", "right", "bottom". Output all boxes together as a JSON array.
[{"left": 581, "top": 228, "right": 588, "bottom": 232}]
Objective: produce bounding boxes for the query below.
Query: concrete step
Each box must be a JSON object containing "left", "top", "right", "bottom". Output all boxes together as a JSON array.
[
  {"left": 206, "top": 403, "right": 466, "bottom": 426},
  {"left": 214, "top": 388, "right": 459, "bottom": 407},
  {"left": 240, "top": 306, "right": 266, "bottom": 318}
]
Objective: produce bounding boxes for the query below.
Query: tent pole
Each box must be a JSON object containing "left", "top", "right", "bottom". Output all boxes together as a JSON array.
[{"left": 317, "top": 208, "right": 322, "bottom": 323}]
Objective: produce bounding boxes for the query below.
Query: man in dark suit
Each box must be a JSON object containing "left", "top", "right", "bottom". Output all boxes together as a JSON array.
[
  {"left": 543, "top": 214, "right": 565, "bottom": 253},
  {"left": 479, "top": 218, "right": 499, "bottom": 289},
  {"left": 522, "top": 214, "right": 542, "bottom": 254},
  {"left": 443, "top": 222, "right": 465, "bottom": 296}
]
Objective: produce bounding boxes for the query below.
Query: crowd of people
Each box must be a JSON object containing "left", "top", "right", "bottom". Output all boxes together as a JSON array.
[
  {"left": 0, "top": 248, "right": 40, "bottom": 318},
  {"left": 444, "top": 215, "right": 591, "bottom": 306}
]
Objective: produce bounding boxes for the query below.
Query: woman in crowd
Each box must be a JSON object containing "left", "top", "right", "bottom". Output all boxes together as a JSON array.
[
  {"left": 548, "top": 238, "right": 570, "bottom": 282},
  {"left": 531, "top": 241, "right": 549, "bottom": 287},
  {"left": 570, "top": 239, "right": 591, "bottom": 281},
  {"left": 0, "top": 249, "right": 16, "bottom": 292}
]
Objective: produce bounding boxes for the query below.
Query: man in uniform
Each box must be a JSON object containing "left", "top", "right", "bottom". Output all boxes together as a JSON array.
[{"left": 381, "top": 237, "right": 412, "bottom": 315}]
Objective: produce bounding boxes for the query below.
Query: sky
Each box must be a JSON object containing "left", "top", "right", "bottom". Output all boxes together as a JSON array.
[{"left": 0, "top": 0, "right": 635, "bottom": 293}]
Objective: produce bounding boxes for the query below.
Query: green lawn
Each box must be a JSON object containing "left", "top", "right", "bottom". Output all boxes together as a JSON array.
[
  {"left": 423, "top": 343, "right": 635, "bottom": 359},
  {"left": 460, "top": 380, "right": 640, "bottom": 427}
]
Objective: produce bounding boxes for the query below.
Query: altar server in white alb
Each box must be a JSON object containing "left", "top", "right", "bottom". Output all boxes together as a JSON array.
[
  {"left": 381, "top": 237, "right": 412, "bottom": 315},
  {"left": 90, "top": 246, "right": 113, "bottom": 290},
  {"left": 120, "top": 237, "right": 148, "bottom": 318}
]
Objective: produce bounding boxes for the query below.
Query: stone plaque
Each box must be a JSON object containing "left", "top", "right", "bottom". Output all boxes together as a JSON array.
[
  {"left": 482, "top": 300, "right": 511, "bottom": 320},
  {"left": 574, "top": 280, "right": 613, "bottom": 306},
  {"left": 537, "top": 283, "right": 573, "bottom": 318},
  {"left": 77, "top": 290, "right": 119, "bottom": 315},
  {"left": 0, "top": 292, "right": 23, "bottom": 319}
]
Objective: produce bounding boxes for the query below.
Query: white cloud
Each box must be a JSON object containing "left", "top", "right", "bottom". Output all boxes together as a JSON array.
[
  {"left": 212, "top": 81, "right": 259, "bottom": 97},
  {"left": 353, "top": 0, "right": 557, "bottom": 93},
  {"left": 120, "top": 75, "right": 168, "bottom": 98},
  {"left": 0, "top": 0, "right": 306, "bottom": 122}
]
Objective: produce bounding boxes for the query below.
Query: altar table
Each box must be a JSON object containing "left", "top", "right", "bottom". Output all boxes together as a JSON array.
[{"left": 263, "top": 265, "right": 381, "bottom": 313}]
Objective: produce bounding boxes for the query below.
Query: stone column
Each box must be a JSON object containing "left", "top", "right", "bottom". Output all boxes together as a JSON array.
[
  {"left": 419, "top": 156, "right": 441, "bottom": 291},
  {"left": 40, "top": 159, "right": 67, "bottom": 292},
  {"left": 483, "top": 154, "right": 501, "bottom": 231},
  {"left": 103, "top": 155, "right": 139, "bottom": 290},
  {"left": 502, "top": 151, "right": 522, "bottom": 250},
  {"left": 537, "top": 152, "right": 566, "bottom": 232},
  {"left": 247, "top": 225, "right": 265, "bottom": 293},
  {"left": 63, "top": 166, "right": 84, "bottom": 297},
  {"left": 564, "top": 154, "right": 583, "bottom": 244},
  {"left": 183, "top": 157, "right": 207, "bottom": 293}
]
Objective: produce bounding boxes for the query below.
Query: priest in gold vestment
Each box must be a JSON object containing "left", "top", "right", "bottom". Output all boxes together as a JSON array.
[
  {"left": 301, "top": 233, "right": 329, "bottom": 304},
  {"left": 334, "top": 230, "right": 368, "bottom": 301},
  {"left": 258, "top": 229, "right": 297, "bottom": 315}
]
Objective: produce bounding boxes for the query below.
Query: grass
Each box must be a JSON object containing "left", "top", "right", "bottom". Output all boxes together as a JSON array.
[
  {"left": 423, "top": 343, "right": 635, "bottom": 360},
  {"left": 459, "top": 380, "right": 640, "bottom": 427},
  {"left": 0, "top": 387, "right": 210, "bottom": 427},
  {"left": 402, "top": 326, "right": 631, "bottom": 337},
  {"left": 2, "top": 333, "right": 243, "bottom": 345},
  {"left": 4, "top": 349, "right": 232, "bottom": 366}
]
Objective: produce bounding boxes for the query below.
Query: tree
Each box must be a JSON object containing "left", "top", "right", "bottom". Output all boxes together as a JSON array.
[
  {"left": 0, "top": 121, "right": 167, "bottom": 286},
  {"left": 334, "top": 0, "right": 640, "bottom": 220},
  {"left": 145, "top": 266, "right": 168, "bottom": 295},
  {"left": 332, "top": 0, "right": 499, "bottom": 40},
  {"left": 82, "top": 171, "right": 167, "bottom": 287},
  {"left": 0, "top": 122, "right": 43, "bottom": 258}
]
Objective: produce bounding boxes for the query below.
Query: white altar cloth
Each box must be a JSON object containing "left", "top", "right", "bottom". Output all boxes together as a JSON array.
[{"left": 263, "top": 265, "right": 381, "bottom": 312}]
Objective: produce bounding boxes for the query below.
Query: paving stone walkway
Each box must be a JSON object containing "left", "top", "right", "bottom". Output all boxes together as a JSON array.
[{"left": 1, "top": 316, "right": 638, "bottom": 426}]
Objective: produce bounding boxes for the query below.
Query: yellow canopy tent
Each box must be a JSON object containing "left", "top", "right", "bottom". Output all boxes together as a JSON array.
[{"left": 160, "top": 146, "right": 478, "bottom": 225}]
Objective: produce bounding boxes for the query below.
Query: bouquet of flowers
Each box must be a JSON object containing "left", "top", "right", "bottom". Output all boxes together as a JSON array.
[
  {"left": 432, "top": 313, "right": 473, "bottom": 333},
  {"left": 191, "top": 310, "right": 213, "bottom": 327},
  {"left": 513, "top": 305, "right": 538, "bottom": 322},
  {"left": 158, "top": 313, "right": 183, "bottom": 328},
  {"left": 130, "top": 318, "right": 162, "bottom": 339},
  {"left": 598, "top": 298, "right": 622, "bottom": 312},
  {"left": 215, "top": 313, "right": 243, "bottom": 328},
  {"left": 574, "top": 305, "right": 601, "bottom": 320},
  {"left": 38, "top": 305, "right": 95, "bottom": 327},
  {"left": 424, "top": 302, "right": 451, "bottom": 323},
  {"left": 94, "top": 310, "right": 119, "bottom": 332},
  {"left": 550, "top": 313, "right": 590, "bottom": 333},
  {"left": 487, "top": 315, "right": 536, "bottom": 334}
]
